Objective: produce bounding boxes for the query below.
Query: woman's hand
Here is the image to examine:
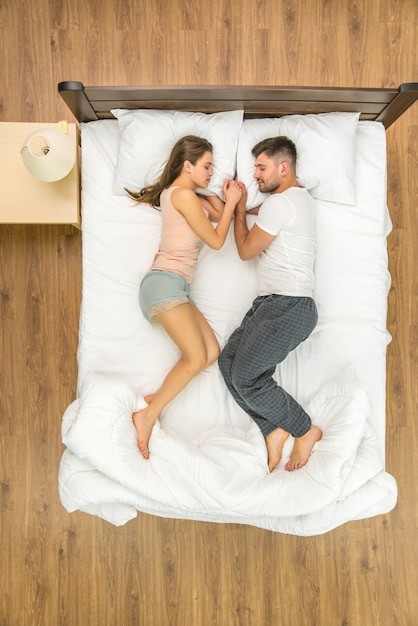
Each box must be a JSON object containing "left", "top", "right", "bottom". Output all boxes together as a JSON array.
[{"left": 223, "top": 179, "right": 243, "bottom": 207}]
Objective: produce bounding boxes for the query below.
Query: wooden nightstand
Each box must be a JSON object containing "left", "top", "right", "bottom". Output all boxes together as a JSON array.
[{"left": 0, "top": 122, "right": 80, "bottom": 228}]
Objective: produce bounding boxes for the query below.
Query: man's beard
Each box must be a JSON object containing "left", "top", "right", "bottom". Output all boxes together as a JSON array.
[{"left": 258, "top": 180, "right": 280, "bottom": 194}]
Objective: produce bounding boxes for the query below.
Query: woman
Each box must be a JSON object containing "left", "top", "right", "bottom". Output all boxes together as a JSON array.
[{"left": 127, "top": 135, "right": 242, "bottom": 459}]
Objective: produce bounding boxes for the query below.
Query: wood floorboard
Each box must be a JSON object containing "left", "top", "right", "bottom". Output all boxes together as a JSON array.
[{"left": 0, "top": 1, "right": 417, "bottom": 624}]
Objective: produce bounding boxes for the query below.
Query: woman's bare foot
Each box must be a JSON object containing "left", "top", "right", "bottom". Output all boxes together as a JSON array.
[
  {"left": 285, "top": 425, "right": 322, "bottom": 472},
  {"left": 144, "top": 393, "right": 156, "bottom": 404},
  {"left": 265, "top": 427, "right": 290, "bottom": 472},
  {"left": 132, "top": 406, "right": 158, "bottom": 459}
]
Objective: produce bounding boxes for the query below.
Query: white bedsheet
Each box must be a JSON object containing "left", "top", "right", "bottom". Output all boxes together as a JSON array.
[{"left": 58, "top": 119, "right": 397, "bottom": 534}]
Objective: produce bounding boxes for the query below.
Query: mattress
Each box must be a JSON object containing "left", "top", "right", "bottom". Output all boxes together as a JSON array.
[{"left": 58, "top": 118, "right": 397, "bottom": 535}]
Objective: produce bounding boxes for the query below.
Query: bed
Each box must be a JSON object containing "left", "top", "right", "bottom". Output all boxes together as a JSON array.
[{"left": 57, "top": 82, "right": 417, "bottom": 535}]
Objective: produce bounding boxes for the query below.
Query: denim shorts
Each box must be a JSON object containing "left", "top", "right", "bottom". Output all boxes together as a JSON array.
[{"left": 139, "top": 270, "right": 192, "bottom": 320}]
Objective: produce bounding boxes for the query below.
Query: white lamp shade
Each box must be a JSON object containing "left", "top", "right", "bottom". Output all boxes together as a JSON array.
[{"left": 20, "top": 128, "right": 76, "bottom": 182}]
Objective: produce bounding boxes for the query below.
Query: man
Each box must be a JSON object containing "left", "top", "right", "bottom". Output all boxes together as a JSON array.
[{"left": 218, "top": 136, "right": 322, "bottom": 472}]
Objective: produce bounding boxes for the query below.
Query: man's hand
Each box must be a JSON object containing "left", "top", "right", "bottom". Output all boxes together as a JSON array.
[
  {"left": 233, "top": 183, "right": 274, "bottom": 261},
  {"left": 236, "top": 181, "right": 248, "bottom": 214}
]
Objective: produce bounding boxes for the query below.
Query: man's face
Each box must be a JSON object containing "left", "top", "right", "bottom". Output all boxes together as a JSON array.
[{"left": 254, "top": 152, "right": 283, "bottom": 193}]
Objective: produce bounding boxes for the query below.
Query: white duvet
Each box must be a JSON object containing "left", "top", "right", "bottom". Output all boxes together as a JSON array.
[{"left": 58, "top": 119, "right": 397, "bottom": 535}]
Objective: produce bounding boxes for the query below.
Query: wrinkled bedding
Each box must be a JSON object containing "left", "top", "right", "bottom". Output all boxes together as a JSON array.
[{"left": 58, "top": 119, "right": 397, "bottom": 534}]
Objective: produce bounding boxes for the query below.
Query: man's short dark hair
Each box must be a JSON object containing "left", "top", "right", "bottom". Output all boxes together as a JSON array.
[{"left": 252, "top": 136, "right": 297, "bottom": 170}]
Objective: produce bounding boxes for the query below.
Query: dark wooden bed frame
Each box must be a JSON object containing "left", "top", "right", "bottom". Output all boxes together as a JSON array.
[{"left": 58, "top": 81, "right": 417, "bottom": 128}]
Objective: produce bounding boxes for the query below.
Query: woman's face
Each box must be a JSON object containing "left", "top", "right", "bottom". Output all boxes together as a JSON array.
[{"left": 189, "top": 151, "right": 213, "bottom": 188}]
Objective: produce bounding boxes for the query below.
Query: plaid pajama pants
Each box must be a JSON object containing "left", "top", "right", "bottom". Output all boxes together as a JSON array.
[{"left": 218, "top": 294, "right": 318, "bottom": 438}]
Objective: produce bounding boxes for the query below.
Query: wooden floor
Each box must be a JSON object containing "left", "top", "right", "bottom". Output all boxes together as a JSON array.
[{"left": 1, "top": 1, "right": 417, "bottom": 624}]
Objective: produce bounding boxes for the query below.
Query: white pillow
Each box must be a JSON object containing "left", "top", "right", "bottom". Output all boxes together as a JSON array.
[
  {"left": 111, "top": 108, "right": 244, "bottom": 199},
  {"left": 236, "top": 112, "right": 360, "bottom": 208}
]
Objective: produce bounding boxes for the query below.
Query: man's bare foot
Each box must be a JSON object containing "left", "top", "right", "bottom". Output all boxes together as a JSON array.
[
  {"left": 132, "top": 406, "right": 158, "bottom": 459},
  {"left": 265, "top": 427, "right": 290, "bottom": 472},
  {"left": 285, "top": 425, "right": 322, "bottom": 472}
]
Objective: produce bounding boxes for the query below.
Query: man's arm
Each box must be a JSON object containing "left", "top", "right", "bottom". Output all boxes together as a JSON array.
[
  {"left": 245, "top": 205, "right": 261, "bottom": 215},
  {"left": 234, "top": 184, "right": 274, "bottom": 260}
]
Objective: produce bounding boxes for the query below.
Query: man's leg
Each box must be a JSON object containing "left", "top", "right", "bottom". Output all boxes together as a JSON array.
[
  {"left": 229, "top": 296, "right": 318, "bottom": 438},
  {"left": 218, "top": 300, "right": 265, "bottom": 422}
]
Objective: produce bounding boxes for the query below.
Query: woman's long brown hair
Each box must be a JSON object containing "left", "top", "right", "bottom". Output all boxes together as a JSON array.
[{"left": 126, "top": 135, "right": 213, "bottom": 208}]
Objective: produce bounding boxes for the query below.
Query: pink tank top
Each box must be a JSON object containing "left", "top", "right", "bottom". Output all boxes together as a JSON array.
[{"left": 151, "top": 186, "right": 207, "bottom": 284}]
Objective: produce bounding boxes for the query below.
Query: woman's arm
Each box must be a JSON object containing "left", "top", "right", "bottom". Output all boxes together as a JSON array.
[
  {"left": 173, "top": 181, "right": 242, "bottom": 250},
  {"left": 197, "top": 194, "right": 225, "bottom": 222}
]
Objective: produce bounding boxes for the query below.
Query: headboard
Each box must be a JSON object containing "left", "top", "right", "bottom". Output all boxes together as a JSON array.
[{"left": 58, "top": 81, "right": 417, "bottom": 129}]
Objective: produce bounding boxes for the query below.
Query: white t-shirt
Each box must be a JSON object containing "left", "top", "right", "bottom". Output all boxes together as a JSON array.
[{"left": 255, "top": 187, "right": 315, "bottom": 297}]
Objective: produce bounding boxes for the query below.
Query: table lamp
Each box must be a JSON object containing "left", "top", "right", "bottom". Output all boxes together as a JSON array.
[{"left": 20, "top": 121, "right": 76, "bottom": 182}]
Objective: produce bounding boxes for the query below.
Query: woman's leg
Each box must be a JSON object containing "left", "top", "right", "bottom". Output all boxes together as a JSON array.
[
  {"left": 190, "top": 303, "right": 220, "bottom": 367},
  {"left": 144, "top": 303, "right": 219, "bottom": 405},
  {"left": 133, "top": 303, "right": 219, "bottom": 458}
]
